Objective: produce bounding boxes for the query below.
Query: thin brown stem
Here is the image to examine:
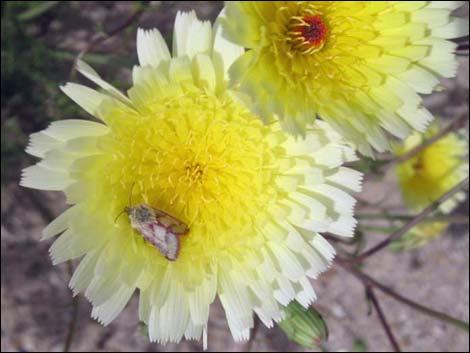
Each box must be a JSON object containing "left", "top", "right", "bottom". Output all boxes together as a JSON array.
[
  {"left": 357, "top": 213, "right": 469, "bottom": 224},
  {"left": 353, "top": 178, "right": 469, "bottom": 262},
  {"left": 245, "top": 317, "right": 261, "bottom": 352},
  {"left": 27, "top": 190, "right": 81, "bottom": 351},
  {"left": 63, "top": 295, "right": 80, "bottom": 352},
  {"left": 82, "top": 6, "right": 146, "bottom": 55},
  {"left": 70, "top": 4, "right": 147, "bottom": 79},
  {"left": 366, "top": 287, "right": 401, "bottom": 352},
  {"left": 380, "top": 115, "right": 466, "bottom": 175},
  {"left": 337, "top": 259, "right": 470, "bottom": 332}
]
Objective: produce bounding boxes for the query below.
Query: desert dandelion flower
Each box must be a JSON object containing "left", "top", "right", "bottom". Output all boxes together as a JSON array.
[
  {"left": 394, "top": 121, "right": 468, "bottom": 213},
  {"left": 21, "top": 11, "right": 362, "bottom": 344},
  {"left": 391, "top": 221, "right": 449, "bottom": 250},
  {"left": 222, "top": 1, "right": 469, "bottom": 155},
  {"left": 391, "top": 121, "right": 468, "bottom": 250}
]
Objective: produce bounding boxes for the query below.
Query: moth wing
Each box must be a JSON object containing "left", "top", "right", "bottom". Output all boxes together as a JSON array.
[
  {"left": 137, "top": 222, "right": 160, "bottom": 241},
  {"left": 153, "top": 208, "right": 169, "bottom": 218},
  {"left": 141, "top": 223, "right": 166, "bottom": 247},
  {"left": 170, "top": 222, "right": 189, "bottom": 235},
  {"left": 164, "top": 232, "right": 180, "bottom": 261},
  {"left": 144, "top": 223, "right": 180, "bottom": 261},
  {"left": 153, "top": 208, "right": 189, "bottom": 235}
]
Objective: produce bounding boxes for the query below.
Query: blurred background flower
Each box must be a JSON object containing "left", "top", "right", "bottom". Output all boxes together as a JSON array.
[
  {"left": 391, "top": 221, "right": 449, "bottom": 251},
  {"left": 394, "top": 121, "right": 469, "bottom": 213},
  {"left": 390, "top": 121, "right": 468, "bottom": 250}
]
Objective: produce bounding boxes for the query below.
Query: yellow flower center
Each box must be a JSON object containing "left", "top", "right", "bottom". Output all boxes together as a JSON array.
[
  {"left": 185, "top": 163, "right": 204, "bottom": 185},
  {"left": 412, "top": 157, "right": 424, "bottom": 174},
  {"left": 96, "top": 85, "right": 279, "bottom": 263}
]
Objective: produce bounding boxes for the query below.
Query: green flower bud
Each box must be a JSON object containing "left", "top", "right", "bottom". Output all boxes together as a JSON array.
[{"left": 278, "top": 301, "right": 328, "bottom": 349}]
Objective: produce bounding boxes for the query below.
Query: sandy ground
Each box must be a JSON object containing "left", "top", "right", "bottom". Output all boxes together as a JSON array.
[{"left": 1, "top": 2, "right": 469, "bottom": 352}]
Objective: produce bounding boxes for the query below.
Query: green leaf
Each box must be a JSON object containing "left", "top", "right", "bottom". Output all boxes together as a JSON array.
[
  {"left": 17, "top": 1, "right": 61, "bottom": 22},
  {"left": 352, "top": 339, "right": 367, "bottom": 352}
]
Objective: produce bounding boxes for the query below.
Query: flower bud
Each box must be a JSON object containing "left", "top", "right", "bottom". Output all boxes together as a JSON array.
[{"left": 278, "top": 301, "right": 328, "bottom": 349}]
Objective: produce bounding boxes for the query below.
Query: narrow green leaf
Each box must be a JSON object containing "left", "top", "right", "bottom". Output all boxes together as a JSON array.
[{"left": 18, "top": 1, "right": 60, "bottom": 22}]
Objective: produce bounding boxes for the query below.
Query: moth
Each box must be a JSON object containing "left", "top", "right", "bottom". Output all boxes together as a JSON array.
[{"left": 117, "top": 185, "right": 189, "bottom": 261}]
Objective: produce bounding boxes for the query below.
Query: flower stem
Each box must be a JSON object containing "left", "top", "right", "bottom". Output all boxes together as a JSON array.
[
  {"left": 338, "top": 259, "right": 470, "bottom": 333},
  {"left": 63, "top": 295, "right": 80, "bottom": 352},
  {"left": 366, "top": 287, "right": 401, "bottom": 352},
  {"left": 353, "top": 178, "right": 469, "bottom": 262},
  {"left": 359, "top": 225, "right": 397, "bottom": 234},
  {"left": 70, "top": 3, "right": 148, "bottom": 79},
  {"left": 245, "top": 316, "right": 261, "bottom": 352},
  {"left": 357, "top": 213, "right": 469, "bottom": 224},
  {"left": 379, "top": 115, "right": 466, "bottom": 175},
  {"left": 382, "top": 115, "right": 466, "bottom": 174}
]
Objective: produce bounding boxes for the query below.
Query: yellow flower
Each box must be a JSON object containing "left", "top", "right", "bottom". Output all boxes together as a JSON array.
[
  {"left": 21, "top": 12, "right": 362, "bottom": 344},
  {"left": 391, "top": 221, "right": 449, "bottom": 250},
  {"left": 222, "top": 1, "right": 469, "bottom": 155},
  {"left": 394, "top": 122, "right": 468, "bottom": 213}
]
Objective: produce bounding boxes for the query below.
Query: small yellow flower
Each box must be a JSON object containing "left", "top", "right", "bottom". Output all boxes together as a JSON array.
[
  {"left": 222, "top": 1, "right": 469, "bottom": 155},
  {"left": 394, "top": 122, "right": 468, "bottom": 213},
  {"left": 391, "top": 221, "right": 449, "bottom": 250},
  {"left": 21, "top": 12, "right": 362, "bottom": 344}
]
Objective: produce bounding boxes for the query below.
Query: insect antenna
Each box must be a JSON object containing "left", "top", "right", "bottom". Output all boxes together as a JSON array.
[
  {"left": 114, "top": 210, "right": 126, "bottom": 223},
  {"left": 114, "top": 182, "right": 137, "bottom": 224},
  {"left": 129, "top": 182, "right": 136, "bottom": 207}
]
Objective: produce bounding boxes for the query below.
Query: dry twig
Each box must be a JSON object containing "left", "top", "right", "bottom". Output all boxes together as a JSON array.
[
  {"left": 366, "top": 287, "right": 401, "bottom": 352},
  {"left": 352, "top": 178, "right": 469, "bottom": 262}
]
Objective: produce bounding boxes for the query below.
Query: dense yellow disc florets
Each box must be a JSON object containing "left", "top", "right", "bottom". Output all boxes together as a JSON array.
[{"left": 98, "top": 85, "right": 277, "bottom": 262}]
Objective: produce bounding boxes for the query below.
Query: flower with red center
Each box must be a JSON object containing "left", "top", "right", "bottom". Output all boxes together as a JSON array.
[
  {"left": 222, "top": 1, "right": 469, "bottom": 156},
  {"left": 288, "top": 15, "right": 328, "bottom": 55}
]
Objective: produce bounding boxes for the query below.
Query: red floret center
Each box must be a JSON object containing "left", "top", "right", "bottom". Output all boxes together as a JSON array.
[{"left": 299, "top": 15, "right": 328, "bottom": 47}]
